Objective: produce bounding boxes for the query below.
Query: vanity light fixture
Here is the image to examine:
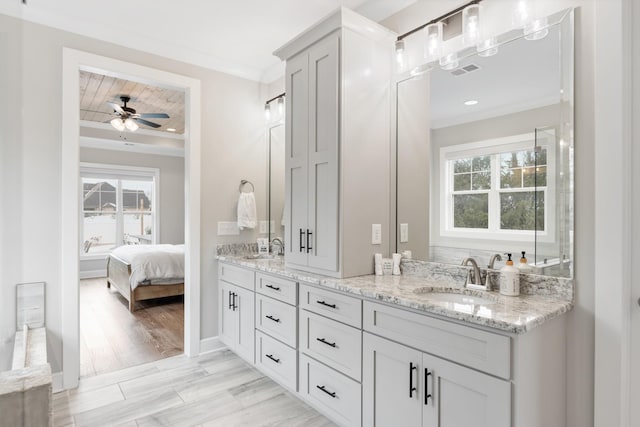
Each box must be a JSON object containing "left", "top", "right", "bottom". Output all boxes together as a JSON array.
[
  {"left": 476, "top": 36, "right": 498, "bottom": 57},
  {"left": 439, "top": 52, "right": 459, "bottom": 71},
  {"left": 424, "top": 22, "right": 443, "bottom": 63},
  {"left": 512, "top": 0, "right": 531, "bottom": 29},
  {"left": 277, "top": 97, "right": 284, "bottom": 115},
  {"left": 524, "top": 16, "right": 549, "bottom": 40},
  {"left": 264, "top": 103, "right": 271, "bottom": 121},
  {"left": 264, "top": 92, "right": 286, "bottom": 122},
  {"left": 395, "top": 39, "right": 405, "bottom": 68},
  {"left": 462, "top": 4, "right": 481, "bottom": 46}
]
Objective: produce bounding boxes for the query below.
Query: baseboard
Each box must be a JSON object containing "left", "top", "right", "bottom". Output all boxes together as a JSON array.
[
  {"left": 79, "top": 269, "right": 107, "bottom": 279},
  {"left": 200, "top": 336, "right": 226, "bottom": 354},
  {"left": 52, "top": 372, "right": 64, "bottom": 393}
]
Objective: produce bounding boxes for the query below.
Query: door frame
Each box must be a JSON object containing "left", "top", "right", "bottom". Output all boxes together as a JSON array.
[{"left": 61, "top": 48, "right": 201, "bottom": 389}]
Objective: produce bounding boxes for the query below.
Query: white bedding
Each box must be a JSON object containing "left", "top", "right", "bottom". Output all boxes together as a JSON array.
[{"left": 110, "top": 244, "right": 185, "bottom": 289}]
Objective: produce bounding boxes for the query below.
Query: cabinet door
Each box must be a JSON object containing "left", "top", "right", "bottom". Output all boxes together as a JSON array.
[
  {"left": 234, "top": 285, "right": 255, "bottom": 364},
  {"left": 363, "top": 332, "right": 423, "bottom": 427},
  {"left": 422, "top": 352, "right": 511, "bottom": 427},
  {"left": 219, "top": 281, "right": 238, "bottom": 350},
  {"left": 284, "top": 51, "right": 309, "bottom": 266},
  {"left": 307, "top": 33, "right": 339, "bottom": 272}
]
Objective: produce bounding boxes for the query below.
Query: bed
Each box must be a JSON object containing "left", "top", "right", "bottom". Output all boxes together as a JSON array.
[{"left": 107, "top": 244, "right": 185, "bottom": 312}]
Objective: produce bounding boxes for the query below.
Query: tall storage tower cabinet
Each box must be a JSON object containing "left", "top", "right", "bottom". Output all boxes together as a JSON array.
[{"left": 274, "top": 7, "right": 394, "bottom": 278}]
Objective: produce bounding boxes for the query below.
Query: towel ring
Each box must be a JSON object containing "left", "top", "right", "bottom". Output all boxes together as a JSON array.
[{"left": 239, "top": 179, "right": 254, "bottom": 193}]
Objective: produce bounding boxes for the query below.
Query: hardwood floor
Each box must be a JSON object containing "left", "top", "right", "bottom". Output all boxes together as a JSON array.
[
  {"left": 80, "top": 278, "right": 184, "bottom": 378},
  {"left": 53, "top": 349, "right": 336, "bottom": 427}
]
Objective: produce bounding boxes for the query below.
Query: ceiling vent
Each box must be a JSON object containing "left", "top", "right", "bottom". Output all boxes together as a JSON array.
[{"left": 451, "top": 63, "right": 481, "bottom": 76}]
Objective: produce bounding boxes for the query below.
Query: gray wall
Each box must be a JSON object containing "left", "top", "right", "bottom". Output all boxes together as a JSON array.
[
  {"left": 79, "top": 147, "right": 186, "bottom": 276},
  {"left": 0, "top": 13, "right": 268, "bottom": 373}
]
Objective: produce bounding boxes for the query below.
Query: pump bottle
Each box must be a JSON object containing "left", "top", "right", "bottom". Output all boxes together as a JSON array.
[{"left": 499, "top": 253, "right": 520, "bottom": 296}]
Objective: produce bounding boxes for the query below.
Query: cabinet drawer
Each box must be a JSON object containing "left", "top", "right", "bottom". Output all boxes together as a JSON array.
[
  {"left": 300, "top": 284, "right": 362, "bottom": 328},
  {"left": 363, "top": 301, "right": 511, "bottom": 379},
  {"left": 255, "top": 294, "right": 297, "bottom": 348},
  {"left": 256, "top": 272, "right": 297, "bottom": 305},
  {"left": 219, "top": 263, "right": 255, "bottom": 291},
  {"left": 255, "top": 331, "right": 297, "bottom": 391},
  {"left": 299, "top": 310, "right": 362, "bottom": 381},
  {"left": 299, "top": 353, "right": 361, "bottom": 427}
]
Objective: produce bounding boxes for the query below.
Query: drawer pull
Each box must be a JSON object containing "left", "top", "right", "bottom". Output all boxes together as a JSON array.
[
  {"left": 265, "top": 354, "right": 280, "bottom": 364},
  {"left": 316, "top": 337, "right": 336, "bottom": 348},
  {"left": 316, "top": 385, "right": 336, "bottom": 398},
  {"left": 424, "top": 368, "right": 432, "bottom": 404},
  {"left": 265, "top": 284, "right": 281, "bottom": 291},
  {"left": 265, "top": 315, "right": 281, "bottom": 323},
  {"left": 316, "top": 300, "right": 337, "bottom": 309},
  {"left": 409, "top": 362, "right": 417, "bottom": 398}
]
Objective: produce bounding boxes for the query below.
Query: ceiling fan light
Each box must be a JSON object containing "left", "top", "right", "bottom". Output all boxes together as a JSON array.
[
  {"left": 124, "top": 118, "right": 139, "bottom": 131},
  {"left": 110, "top": 117, "right": 125, "bottom": 131}
]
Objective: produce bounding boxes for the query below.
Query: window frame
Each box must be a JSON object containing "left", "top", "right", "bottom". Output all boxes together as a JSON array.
[
  {"left": 439, "top": 132, "right": 556, "bottom": 243},
  {"left": 80, "top": 163, "right": 160, "bottom": 260}
]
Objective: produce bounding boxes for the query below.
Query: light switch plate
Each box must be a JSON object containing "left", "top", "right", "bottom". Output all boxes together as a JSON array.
[
  {"left": 372, "top": 224, "right": 382, "bottom": 245},
  {"left": 259, "top": 220, "right": 268, "bottom": 234},
  {"left": 400, "top": 223, "right": 409, "bottom": 243},
  {"left": 218, "top": 221, "right": 240, "bottom": 236}
]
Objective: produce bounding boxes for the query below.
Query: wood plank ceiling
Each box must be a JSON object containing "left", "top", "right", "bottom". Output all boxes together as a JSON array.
[{"left": 79, "top": 71, "right": 185, "bottom": 134}]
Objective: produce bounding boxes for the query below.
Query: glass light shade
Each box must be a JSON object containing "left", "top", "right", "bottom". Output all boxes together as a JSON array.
[
  {"left": 110, "top": 117, "right": 125, "bottom": 131},
  {"left": 424, "top": 22, "right": 443, "bottom": 62},
  {"left": 395, "top": 39, "right": 405, "bottom": 69},
  {"left": 512, "top": 0, "right": 531, "bottom": 29},
  {"left": 462, "top": 4, "right": 481, "bottom": 46},
  {"left": 524, "top": 17, "right": 549, "bottom": 41},
  {"left": 265, "top": 103, "right": 271, "bottom": 121},
  {"left": 277, "top": 97, "right": 284, "bottom": 115},
  {"left": 477, "top": 37, "right": 499, "bottom": 57},
  {"left": 124, "top": 118, "right": 139, "bottom": 131},
  {"left": 439, "top": 52, "right": 459, "bottom": 71}
]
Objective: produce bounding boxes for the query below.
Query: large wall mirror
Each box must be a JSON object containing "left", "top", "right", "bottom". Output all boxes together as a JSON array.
[
  {"left": 394, "top": 8, "right": 573, "bottom": 277},
  {"left": 267, "top": 122, "right": 285, "bottom": 242}
]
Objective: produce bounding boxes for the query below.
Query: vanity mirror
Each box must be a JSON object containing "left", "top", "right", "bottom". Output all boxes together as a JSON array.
[
  {"left": 267, "top": 122, "right": 285, "bottom": 242},
  {"left": 394, "top": 8, "right": 573, "bottom": 277}
]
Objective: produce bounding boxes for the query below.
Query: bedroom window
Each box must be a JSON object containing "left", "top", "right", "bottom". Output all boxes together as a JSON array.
[
  {"left": 80, "top": 164, "right": 159, "bottom": 257},
  {"left": 440, "top": 131, "right": 555, "bottom": 242}
]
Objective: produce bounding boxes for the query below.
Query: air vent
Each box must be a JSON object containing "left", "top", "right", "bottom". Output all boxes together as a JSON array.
[{"left": 450, "top": 63, "right": 481, "bottom": 76}]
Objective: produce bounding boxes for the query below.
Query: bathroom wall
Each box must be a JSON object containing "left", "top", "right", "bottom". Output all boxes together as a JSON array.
[{"left": 382, "top": 1, "right": 596, "bottom": 426}]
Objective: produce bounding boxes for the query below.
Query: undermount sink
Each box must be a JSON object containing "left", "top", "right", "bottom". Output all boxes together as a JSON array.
[{"left": 414, "top": 290, "right": 497, "bottom": 306}]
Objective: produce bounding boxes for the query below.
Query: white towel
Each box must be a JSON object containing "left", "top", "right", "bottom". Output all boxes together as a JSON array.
[{"left": 237, "top": 192, "right": 257, "bottom": 230}]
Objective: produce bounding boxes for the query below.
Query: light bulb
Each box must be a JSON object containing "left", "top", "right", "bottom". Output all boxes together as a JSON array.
[
  {"left": 462, "top": 4, "right": 481, "bottom": 46},
  {"left": 124, "top": 118, "right": 139, "bottom": 131},
  {"left": 439, "top": 52, "right": 459, "bottom": 71},
  {"left": 110, "top": 117, "right": 125, "bottom": 131},
  {"left": 512, "top": 0, "right": 531, "bottom": 29},
  {"left": 277, "top": 97, "right": 284, "bottom": 116},
  {"left": 524, "top": 17, "right": 549, "bottom": 41},
  {"left": 395, "top": 39, "right": 405, "bottom": 69},
  {"left": 265, "top": 103, "right": 271, "bottom": 121},
  {"left": 424, "top": 22, "right": 443, "bottom": 62},
  {"left": 477, "top": 37, "right": 499, "bottom": 57}
]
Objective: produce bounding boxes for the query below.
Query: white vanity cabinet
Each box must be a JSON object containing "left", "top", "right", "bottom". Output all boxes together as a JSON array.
[
  {"left": 218, "top": 264, "right": 255, "bottom": 364},
  {"left": 275, "top": 7, "right": 394, "bottom": 278}
]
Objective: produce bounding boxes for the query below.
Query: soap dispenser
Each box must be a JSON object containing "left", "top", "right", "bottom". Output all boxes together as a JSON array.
[
  {"left": 518, "top": 251, "right": 533, "bottom": 273},
  {"left": 499, "top": 253, "right": 520, "bottom": 296}
]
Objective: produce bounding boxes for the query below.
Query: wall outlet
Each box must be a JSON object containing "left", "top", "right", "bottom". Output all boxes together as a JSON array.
[
  {"left": 217, "top": 221, "right": 239, "bottom": 236},
  {"left": 372, "top": 224, "right": 382, "bottom": 245},
  {"left": 400, "top": 223, "right": 409, "bottom": 243}
]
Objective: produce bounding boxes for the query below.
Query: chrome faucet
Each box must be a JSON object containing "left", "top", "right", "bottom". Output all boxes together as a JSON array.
[
  {"left": 270, "top": 237, "right": 284, "bottom": 255},
  {"left": 488, "top": 253, "right": 502, "bottom": 269},
  {"left": 461, "top": 257, "right": 484, "bottom": 289},
  {"left": 486, "top": 254, "right": 503, "bottom": 291}
]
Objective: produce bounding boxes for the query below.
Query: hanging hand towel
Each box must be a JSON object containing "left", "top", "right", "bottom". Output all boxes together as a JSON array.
[{"left": 237, "top": 192, "right": 257, "bottom": 230}]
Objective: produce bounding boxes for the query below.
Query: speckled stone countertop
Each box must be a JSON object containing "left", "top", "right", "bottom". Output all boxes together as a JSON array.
[{"left": 217, "top": 255, "right": 573, "bottom": 334}]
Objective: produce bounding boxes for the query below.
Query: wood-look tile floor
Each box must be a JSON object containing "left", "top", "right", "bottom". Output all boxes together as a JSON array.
[
  {"left": 53, "top": 349, "right": 336, "bottom": 427},
  {"left": 80, "top": 278, "right": 184, "bottom": 378}
]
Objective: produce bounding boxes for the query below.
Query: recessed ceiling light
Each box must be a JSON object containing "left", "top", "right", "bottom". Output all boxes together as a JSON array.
[
  {"left": 167, "top": 128, "right": 176, "bottom": 132},
  {"left": 464, "top": 100, "right": 479, "bottom": 106}
]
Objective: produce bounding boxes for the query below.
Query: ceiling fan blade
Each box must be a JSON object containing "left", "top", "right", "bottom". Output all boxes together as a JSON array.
[
  {"left": 134, "top": 118, "right": 162, "bottom": 128},
  {"left": 138, "top": 113, "right": 170, "bottom": 119},
  {"left": 107, "top": 102, "right": 125, "bottom": 115}
]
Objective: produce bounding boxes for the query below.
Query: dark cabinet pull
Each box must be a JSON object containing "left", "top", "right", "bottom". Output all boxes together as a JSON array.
[
  {"left": 234, "top": 293, "right": 239, "bottom": 311},
  {"left": 306, "top": 229, "right": 313, "bottom": 253},
  {"left": 316, "top": 385, "right": 337, "bottom": 398},
  {"left": 316, "top": 300, "right": 337, "bottom": 309},
  {"left": 265, "top": 354, "right": 280, "bottom": 364},
  {"left": 265, "top": 284, "right": 281, "bottom": 291},
  {"left": 265, "top": 315, "right": 281, "bottom": 323},
  {"left": 316, "top": 337, "right": 336, "bottom": 348},
  {"left": 299, "top": 228, "right": 305, "bottom": 252},
  {"left": 228, "top": 291, "right": 233, "bottom": 310},
  {"left": 409, "top": 362, "right": 417, "bottom": 398},
  {"left": 424, "top": 368, "right": 432, "bottom": 404}
]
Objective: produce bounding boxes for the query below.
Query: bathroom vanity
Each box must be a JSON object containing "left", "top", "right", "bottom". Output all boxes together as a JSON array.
[{"left": 218, "top": 256, "right": 572, "bottom": 427}]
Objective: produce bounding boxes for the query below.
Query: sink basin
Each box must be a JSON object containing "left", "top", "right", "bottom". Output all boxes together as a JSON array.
[{"left": 414, "top": 290, "right": 496, "bottom": 306}]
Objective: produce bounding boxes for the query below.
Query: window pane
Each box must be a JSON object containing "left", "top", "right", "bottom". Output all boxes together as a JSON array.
[
  {"left": 453, "top": 173, "right": 471, "bottom": 191},
  {"left": 82, "top": 213, "right": 116, "bottom": 254},
  {"left": 472, "top": 171, "right": 491, "bottom": 190},
  {"left": 124, "top": 213, "right": 154, "bottom": 244},
  {"left": 122, "top": 180, "right": 153, "bottom": 211},
  {"left": 536, "top": 166, "right": 547, "bottom": 186},
  {"left": 536, "top": 149, "right": 547, "bottom": 166},
  {"left": 82, "top": 179, "right": 117, "bottom": 211},
  {"left": 453, "top": 158, "right": 471, "bottom": 173},
  {"left": 472, "top": 155, "right": 491, "bottom": 172},
  {"left": 501, "top": 167, "right": 522, "bottom": 188},
  {"left": 453, "top": 194, "right": 488, "bottom": 228},
  {"left": 500, "top": 191, "right": 545, "bottom": 231}
]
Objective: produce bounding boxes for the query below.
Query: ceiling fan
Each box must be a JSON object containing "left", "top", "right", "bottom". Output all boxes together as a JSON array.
[{"left": 107, "top": 96, "right": 170, "bottom": 132}]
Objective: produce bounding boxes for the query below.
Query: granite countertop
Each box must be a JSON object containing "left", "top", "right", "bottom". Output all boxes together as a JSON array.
[{"left": 217, "top": 255, "right": 573, "bottom": 334}]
